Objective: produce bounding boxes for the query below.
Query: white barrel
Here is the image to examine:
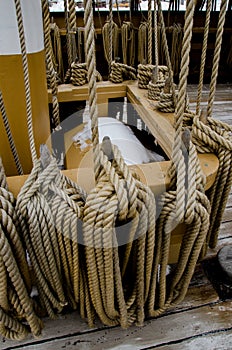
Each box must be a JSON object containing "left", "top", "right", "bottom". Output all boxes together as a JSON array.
[{"left": 0, "top": 0, "right": 50, "bottom": 175}]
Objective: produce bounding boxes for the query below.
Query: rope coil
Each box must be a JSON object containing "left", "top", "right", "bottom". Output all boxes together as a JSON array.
[{"left": 109, "top": 61, "right": 137, "bottom": 83}]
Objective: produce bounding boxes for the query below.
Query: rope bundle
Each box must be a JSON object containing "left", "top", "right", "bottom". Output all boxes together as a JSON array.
[
  {"left": 137, "top": 64, "right": 155, "bottom": 89},
  {"left": 82, "top": 138, "right": 156, "bottom": 327},
  {"left": 147, "top": 65, "right": 169, "bottom": 100},
  {"left": 102, "top": 20, "right": 119, "bottom": 66},
  {"left": 64, "top": 62, "right": 102, "bottom": 86},
  {"left": 16, "top": 147, "right": 87, "bottom": 318},
  {"left": 109, "top": 61, "right": 137, "bottom": 83},
  {"left": 0, "top": 159, "right": 42, "bottom": 340},
  {"left": 192, "top": 115, "right": 232, "bottom": 252},
  {"left": 138, "top": 22, "right": 149, "bottom": 64},
  {"left": 148, "top": 133, "right": 210, "bottom": 317},
  {"left": 121, "top": 21, "right": 136, "bottom": 67}
]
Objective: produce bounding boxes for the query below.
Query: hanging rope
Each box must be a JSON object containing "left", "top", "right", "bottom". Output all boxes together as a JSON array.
[
  {"left": 0, "top": 158, "right": 42, "bottom": 340},
  {"left": 195, "top": 0, "right": 212, "bottom": 114},
  {"left": 147, "top": 0, "right": 153, "bottom": 65},
  {"left": 207, "top": 0, "right": 228, "bottom": 118},
  {"left": 14, "top": 0, "right": 37, "bottom": 164},
  {"left": 64, "top": 0, "right": 77, "bottom": 67},
  {"left": 138, "top": 22, "right": 149, "bottom": 64},
  {"left": 102, "top": 20, "right": 119, "bottom": 69},
  {"left": 121, "top": 21, "right": 136, "bottom": 67},
  {"left": 50, "top": 22, "right": 64, "bottom": 82},
  {"left": 16, "top": 147, "right": 87, "bottom": 317},
  {"left": 154, "top": 0, "right": 159, "bottom": 67},
  {"left": 170, "top": 23, "right": 183, "bottom": 77},
  {"left": 0, "top": 91, "right": 23, "bottom": 175},
  {"left": 41, "top": 0, "right": 60, "bottom": 130},
  {"left": 157, "top": 0, "right": 177, "bottom": 108}
]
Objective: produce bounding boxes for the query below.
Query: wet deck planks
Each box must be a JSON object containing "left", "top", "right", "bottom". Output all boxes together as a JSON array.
[{"left": 1, "top": 85, "right": 232, "bottom": 350}]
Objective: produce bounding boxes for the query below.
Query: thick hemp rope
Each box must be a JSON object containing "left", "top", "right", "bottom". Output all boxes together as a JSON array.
[
  {"left": 102, "top": 20, "right": 119, "bottom": 69},
  {"left": 109, "top": 61, "right": 137, "bottom": 83},
  {"left": 0, "top": 158, "right": 42, "bottom": 340},
  {"left": 191, "top": 0, "right": 231, "bottom": 251},
  {"left": 83, "top": 0, "right": 159, "bottom": 327},
  {"left": 0, "top": 91, "right": 23, "bottom": 175},
  {"left": 64, "top": 61, "right": 102, "bottom": 86},
  {"left": 138, "top": 22, "right": 149, "bottom": 64},
  {"left": 147, "top": 0, "right": 210, "bottom": 317},
  {"left": 64, "top": 0, "right": 77, "bottom": 67},
  {"left": 121, "top": 21, "right": 136, "bottom": 67},
  {"left": 42, "top": 0, "right": 60, "bottom": 130},
  {"left": 147, "top": 65, "right": 169, "bottom": 100},
  {"left": 16, "top": 147, "right": 87, "bottom": 317}
]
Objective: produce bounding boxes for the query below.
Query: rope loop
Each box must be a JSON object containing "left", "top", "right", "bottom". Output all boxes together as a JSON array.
[
  {"left": 0, "top": 158, "right": 42, "bottom": 340},
  {"left": 82, "top": 138, "right": 156, "bottom": 327}
]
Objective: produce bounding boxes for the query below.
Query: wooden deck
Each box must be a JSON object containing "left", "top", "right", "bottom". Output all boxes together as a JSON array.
[{"left": 1, "top": 84, "right": 232, "bottom": 349}]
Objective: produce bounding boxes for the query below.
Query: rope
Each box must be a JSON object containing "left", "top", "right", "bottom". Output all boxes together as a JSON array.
[
  {"left": 0, "top": 91, "right": 23, "bottom": 175},
  {"left": 41, "top": 0, "right": 60, "bottom": 130},
  {"left": 147, "top": 0, "right": 152, "bottom": 65},
  {"left": 64, "top": 61, "right": 102, "bottom": 86},
  {"left": 14, "top": 0, "right": 37, "bottom": 164},
  {"left": 16, "top": 147, "right": 87, "bottom": 316},
  {"left": 0, "top": 158, "right": 42, "bottom": 340},
  {"left": 170, "top": 24, "right": 183, "bottom": 77},
  {"left": 154, "top": 0, "right": 159, "bottom": 66},
  {"left": 157, "top": 0, "right": 177, "bottom": 108},
  {"left": 137, "top": 64, "right": 155, "bottom": 89},
  {"left": 109, "top": 61, "right": 137, "bottom": 83},
  {"left": 147, "top": 65, "right": 169, "bottom": 100},
  {"left": 50, "top": 22, "right": 64, "bottom": 82},
  {"left": 196, "top": 0, "right": 212, "bottom": 115},
  {"left": 207, "top": 0, "right": 228, "bottom": 118},
  {"left": 109, "top": 0, "right": 113, "bottom": 71},
  {"left": 138, "top": 22, "right": 148, "bottom": 64},
  {"left": 64, "top": 0, "right": 77, "bottom": 68},
  {"left": 121, "top": 21, "right": 136, "bottom": 66},
  {"left": 102, "top": 20, "right": 119, "bottom": 68},
  {"left": 192, "top": 114, "right": 232, "bottom": 251}
]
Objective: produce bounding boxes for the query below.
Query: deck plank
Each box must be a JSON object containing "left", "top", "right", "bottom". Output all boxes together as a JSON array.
[{"left": 3, "top": 301, "right": 232, "bottom": 350}]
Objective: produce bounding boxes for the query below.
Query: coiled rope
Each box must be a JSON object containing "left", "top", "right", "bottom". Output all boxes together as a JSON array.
[
  {"left": 16, "top": 147, "right": 87, "bottom": 317},
  {"left": 64, "top": 61, "right": 102, "bottom": 86},
  {"left": 0, "top": 158, "right": 42, "bottom": 340},
  {"left": 147, "top": 0, "right": 210, "bottom": 316},
  {"left": 191, "top": 0, "right": 231, "bottom": 252},
  {"left": 83, "top": 0, "right": 159, "bottom": 327},
  {"left": 109, "top": 61, "right": 137, "bottom": 83}
]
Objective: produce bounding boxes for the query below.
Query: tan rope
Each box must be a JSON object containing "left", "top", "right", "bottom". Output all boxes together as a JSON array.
[
  {"left": 102, "top": 20, "right": 119, "bottom": 67},
  {"left": 196, "top": 0, "right": 212, "bottom": 114},
  {"left": 109, "top": 61, "right": 136, "bottom": 83},
  {"left": 121, "top": 21, "right": 136, "bottom": 67},
  {"left": 207, "top": 0, "right": 228, "bottom": 118},
  {"left": 16, "top": 148, "right": 86, "bottom": 316},
  {"left": 192, "top": 115, "right": 232, "bottom": 250},
  {"left": 14, "top": 0, "right": 37, "bottom": 164},
  {"left": 138, "top": 22, "right": 148, "bottom": 64},
  {"left": 50, "top": 22, "right": 64, "bottom": 82},
  {"left": 41, "top": 0, "right": 60, "bottom": 129},
  {"left": 0, "top": 91, "right": 23, "bottom": 175},
  {"left": 157, "top": 0, "right": 176, "bottom": 108},
  {"left": 0, "top": 159, "right": 42, "bottom": 339},
  {"left": 147, "top": 0, "right": 152, "bottom": 65}
]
